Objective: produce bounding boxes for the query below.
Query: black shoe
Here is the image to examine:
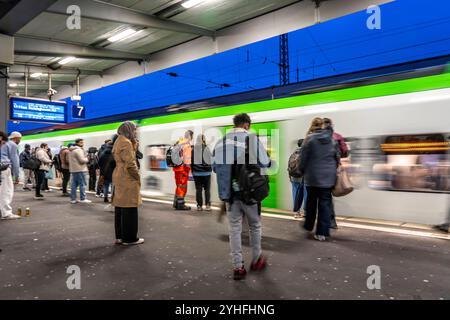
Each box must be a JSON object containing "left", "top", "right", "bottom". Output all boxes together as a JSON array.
[
  {"left": 330, "top": 219, "right": 338, "bottom": 229},
  {"left": 62, "top": 192, "right": 70, "bottom": 197},
  {"left": 433, "top": 224, "right": 449, "bottom": 233},
  {"left": 176, "top": 205, "right": 191, "bottom": 211},
  {"left": 233, "top": 267, "right": 247, "bottom": 280},
  {"left": 104, "top": 198, "right": 110, "bottom": 203},
  {"left": 34, "top": 194, "right": 44, "bottom": 200}
]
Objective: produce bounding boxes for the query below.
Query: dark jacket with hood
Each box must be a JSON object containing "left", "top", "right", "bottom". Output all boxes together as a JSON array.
[
  {"left": 299, "top": 128, "right": 340, "bottom": 188},
  {"left": 98, "top": 143, "right": 115, "bottom": 181}
]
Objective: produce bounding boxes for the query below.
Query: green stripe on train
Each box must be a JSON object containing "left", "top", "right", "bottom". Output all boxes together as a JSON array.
[{"left": 22, "top": 73, "right": 450, "bottom": 141}]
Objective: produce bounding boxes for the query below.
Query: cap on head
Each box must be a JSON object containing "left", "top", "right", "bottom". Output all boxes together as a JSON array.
[{"left": 9, "top": 131, "right": 22, "bottom": 139}]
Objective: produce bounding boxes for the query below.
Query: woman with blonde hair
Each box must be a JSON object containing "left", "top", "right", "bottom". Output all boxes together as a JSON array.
[
  {"left": 306, "top": 117, "right": 324, "bottom": 137},
  {"left": 112, "top": 121, "right": 144, "bottom": 245}
]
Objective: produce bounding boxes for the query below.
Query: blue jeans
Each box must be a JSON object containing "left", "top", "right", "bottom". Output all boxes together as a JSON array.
[
  {"left": 71, "top": 172, "right": 87, "bottom": 201},
  {"left": 291, "top": 181, "right": 307, "bottom": 212},
  {"left": 103, "top": 179, "right": 112, "bottom": 199}
]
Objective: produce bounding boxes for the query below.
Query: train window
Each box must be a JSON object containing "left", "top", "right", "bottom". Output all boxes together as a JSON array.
[
  {"left": 369, "top": 133, "right": 450, "bottom": 193},
  {"left": 146, "top": 145, "right": 170, "bottom": 171}
]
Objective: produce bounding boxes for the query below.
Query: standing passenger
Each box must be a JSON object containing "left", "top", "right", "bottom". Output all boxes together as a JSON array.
[
  {"left": 213, "top": 113, "right": 272, "bottom": 280},
  {"left": 323, "top": 118, "right": 348, "bottom": 229},
  {"left": 173, "top": 130, "right": 193, "bottom": 211},
  {"left": 289, "top": 139, "right": 307, "bottom": 219},
  {"left": 19, "top": 144, "right": 33, "bottom": 191},
  {"left": 300, "top": 118, "right": 340, "bottom": 241},
  {"left": 34, "top": 143, "right": 53, "bottom": 200},
  {"left": 69, "top": 139, "right": 91, "bottom": 204},
  {"left": 98, "top": 136, "right": 116, "bottom": 203},
  {"left": 59, "top": 145, "right": 71, "bottom": 196},
  {"left": 191, "top": 134, "right": 212, "bottom": 211},
  {"left": 0, "top": 131, "right": 21, "bottom": 220},
  {"left": 112, "top": 121, "right": 144, "bottom": 245}
]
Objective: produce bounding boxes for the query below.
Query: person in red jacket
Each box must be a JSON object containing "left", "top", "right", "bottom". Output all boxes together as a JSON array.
[{"left": 323, "top": 118, "right": 349, "bottom": 229}]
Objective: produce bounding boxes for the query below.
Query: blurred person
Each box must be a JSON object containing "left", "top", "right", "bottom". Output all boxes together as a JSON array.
[
  {"left": 323, "top": 118, "right": 348, "bottom": 229},
  {"left": 172, "top": 130, "right": 193, "bottom": 211},
  {"left": 288, "top": 139, "right": 307, "bottom": 219},
  {"left": 59, "top": 145, "right": 71, "bottom": 196},
  {"left": 112, "top": 121, "right": 144, "bottom": 245},
  {"left": 19, "top": 144, "right": 33, "bottom": 191},
  {"left": 34, "top": 143, "right": 53, "bottom": 200},
  {"left": 191, "top": 134, "right": 212, "bottom": 211},
  {"left": 41, "top": 147, "right": 53, "bottom": 192},
  {"left": 0, "top": 131, "right": 21, "bottom": 220},
  {"left": 213, "top": 113, "right": 271, "bottom": 280},
  {"left": 69, "top": 139, "right": 91, "bottom": 204},
  {"left": 87, "top": 147, "right": 99, "bottom": 192},
  {"left": 300, "top": 118, "right": 340, "bottom": 241},
  {"left": 98, "top": 136, "right": 117, "bottom": 203},
  {"left": 96, "top": 139, "right": 112, "bottom": 197}
]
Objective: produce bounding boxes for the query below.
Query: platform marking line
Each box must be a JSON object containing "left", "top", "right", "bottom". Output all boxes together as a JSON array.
[{"left": 52, "top": 188, "right": 450, "bottom": 241}]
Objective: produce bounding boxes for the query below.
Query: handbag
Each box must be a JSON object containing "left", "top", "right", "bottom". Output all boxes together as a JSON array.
[{"left": 332, "top": 164, "right": 354, "bottom": 197}]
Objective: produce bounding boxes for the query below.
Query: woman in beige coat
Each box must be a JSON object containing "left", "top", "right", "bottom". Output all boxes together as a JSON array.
[{"left": 112, "top": 121, "right": 144, "bottom": 245}]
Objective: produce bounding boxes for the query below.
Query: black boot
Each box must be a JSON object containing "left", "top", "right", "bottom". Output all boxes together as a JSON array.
[{"left": 175, "top": 197, "right": 191, "bottom": 211}]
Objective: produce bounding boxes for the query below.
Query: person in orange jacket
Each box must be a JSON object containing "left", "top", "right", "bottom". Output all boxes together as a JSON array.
[{"left": 173, "top": 130, "right": 193, "bottom": 210}]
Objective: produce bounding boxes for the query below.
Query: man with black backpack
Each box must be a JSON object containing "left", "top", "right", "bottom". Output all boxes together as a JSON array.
[
  {"left": 288, "top": 139, "right": 307, "bottom": 219},
  {"left": 213, "top": 113, "right": 272, "bottom": 280}
]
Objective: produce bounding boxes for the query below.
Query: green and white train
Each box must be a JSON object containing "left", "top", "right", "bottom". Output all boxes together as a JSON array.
[{"left": 21, "top": 72, "right": 450, "bottom": 225}]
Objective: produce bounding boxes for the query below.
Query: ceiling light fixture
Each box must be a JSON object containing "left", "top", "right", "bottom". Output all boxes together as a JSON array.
[
  {"left": 107, "top": 28, "right": 138, "bottom": 43},
  {"left": 30, "top": 73, "right": 44, "bottom": 78},
  {"left": 182, "top": 0, "right": 210, "bottom": 9},
  {"left": 58, "top": 56, "right": 76, "bottom": 65},
  {"left": 8, "top": 83, "right": 18, "bottom": 88}
]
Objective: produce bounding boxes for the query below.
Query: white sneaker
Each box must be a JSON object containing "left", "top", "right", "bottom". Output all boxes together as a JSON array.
[
  {"left": 79, "top": 199, "right": 92, "bottom": 203},
  {"left": 122, "top": 238, "right": 145, "bottom": 246},
  {"left": 1, "top": 214, "right": 21, "bottom": 220},
  {"left": 313, "top": 235, "right": 326, "bottom": 241},
  {"left": 70, "top": 200, "right": 78, "bottom": 204}
]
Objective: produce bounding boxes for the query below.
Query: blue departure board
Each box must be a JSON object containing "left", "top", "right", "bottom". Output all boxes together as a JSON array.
[{"left": 9, "top": 97, "right": 68, "bottom": 124}]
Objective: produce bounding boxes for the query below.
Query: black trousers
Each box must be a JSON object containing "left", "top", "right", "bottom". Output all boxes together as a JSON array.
[
  {"left": 34, "top": 170, "right": 46, "bottom": 196},
  {"left": 61, "top": 169, "right": 70, "bottom": 193},
  {"left": 304, "top": 186, "right": 332, "bottom": 237},
  {"left": 115, "top": 207, "right": 139, "bottom": 243},
  {"left": 88, "top": 168, "right": 97, "bottom": 191},
  {"left": 41, "top": 177, "right": 49, "bottom": 190},
  {"left": 193, "top": 175, "right": 211, "bottom": 207}
]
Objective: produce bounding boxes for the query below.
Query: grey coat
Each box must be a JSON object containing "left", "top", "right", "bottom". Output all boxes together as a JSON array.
[{"left": 299, "top": 129, "right": 340, "bottom": 188}]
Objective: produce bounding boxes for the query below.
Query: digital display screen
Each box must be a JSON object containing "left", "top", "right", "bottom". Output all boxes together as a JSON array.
[{"left": 9, "top": 97, "right": 68, "bottom": 124}]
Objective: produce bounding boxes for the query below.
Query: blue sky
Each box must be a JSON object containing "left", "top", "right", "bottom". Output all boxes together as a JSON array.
[{"left": 10, "top": 0, "right": 450, "bottom": 133}]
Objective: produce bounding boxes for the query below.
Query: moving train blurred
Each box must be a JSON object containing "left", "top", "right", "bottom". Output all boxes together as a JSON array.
[{"left": 19, "top": 62, "right": 450, "bottom": 225}]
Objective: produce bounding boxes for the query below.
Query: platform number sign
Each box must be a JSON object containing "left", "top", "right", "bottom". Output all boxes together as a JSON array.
[{"left": 72, "top": 104, "right": 86, "bottom": 119}]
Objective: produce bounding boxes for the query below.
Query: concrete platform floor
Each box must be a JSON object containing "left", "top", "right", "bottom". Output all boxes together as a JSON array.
[{"left": 0, "top": 189, "right": 449, "bottom": 300}]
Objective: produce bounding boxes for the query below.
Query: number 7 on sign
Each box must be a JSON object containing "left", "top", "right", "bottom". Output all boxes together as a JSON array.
[{"left": 77, "top": 105, "right": 84, "bottom": 117}]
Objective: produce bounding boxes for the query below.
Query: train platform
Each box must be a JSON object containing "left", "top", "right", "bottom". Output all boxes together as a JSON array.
[{"left": 0, "top": 189, "right": 449, "bottom": 300}]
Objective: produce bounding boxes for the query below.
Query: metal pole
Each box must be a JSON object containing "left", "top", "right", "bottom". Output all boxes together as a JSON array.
[
  {"left": 24, "top": 67, "right": 28, "bottom": 97},
  {"left": 0, "top": 67, "right": 7, "bottom": 133}
]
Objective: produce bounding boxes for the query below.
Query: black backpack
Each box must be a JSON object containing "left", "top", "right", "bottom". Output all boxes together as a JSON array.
[
  {"left": 23, "top": 155, "right": 41, "bottom": 170},
  {"left": 237, "top": 135, "right": 270, "bottom": 204},
  {"left": 287, "top": 148, "right": 303, "bottom": 178}
]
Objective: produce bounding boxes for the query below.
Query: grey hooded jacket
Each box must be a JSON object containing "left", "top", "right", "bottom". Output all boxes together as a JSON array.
[{"left": 299, "top": 128, "right": 340, "bottom": 188}]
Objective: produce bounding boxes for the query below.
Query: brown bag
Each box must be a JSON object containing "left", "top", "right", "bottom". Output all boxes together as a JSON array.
[{"left": 332, "top": 165, "right": 353, "bottom": 197}]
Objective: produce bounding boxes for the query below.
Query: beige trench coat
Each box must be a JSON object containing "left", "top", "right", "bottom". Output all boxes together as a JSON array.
[{"left": 112, "top": 135, "right": 142, "bottom": 208}]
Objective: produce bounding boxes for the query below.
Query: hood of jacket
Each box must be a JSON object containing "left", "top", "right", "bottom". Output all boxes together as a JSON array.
[{"left": 311, "top": 129, "right": 333, "bottom": 145}]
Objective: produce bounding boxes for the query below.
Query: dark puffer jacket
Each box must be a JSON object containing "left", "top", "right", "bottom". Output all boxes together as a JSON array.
[
  {"left": 98, "top": 144, "right": 115, "bottom": 181},
  {"left": 299, "top": 128, "right": 340, "bottom": 188}
]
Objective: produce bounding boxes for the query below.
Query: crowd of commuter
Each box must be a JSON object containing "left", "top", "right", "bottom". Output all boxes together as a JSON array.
[{"left": 1, "top": 112, "right": 449, "bottom": 280}]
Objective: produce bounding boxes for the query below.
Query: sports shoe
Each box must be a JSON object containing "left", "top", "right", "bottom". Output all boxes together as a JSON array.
[
  {"left": 233, "top": 267, "right": 247, "bottom": 280},
  {"left": 294, "top": 212, "right": 301, "bottom": 219},
  {"left": 314, "top": 235, "right": 326, "bottom": 241},
  {"left": 250, "top": 255, "right": 267, "bottom": 271},
  {"left": 34, "top": 194, "right": 44, "bottom": 200},
  {"left": 1, "top": 214, "right": 21, "bottom": 220},
  {"left": 95, "top": 194, "right": 101, "bottom": 198},
  {"left": 122, "top": 238, "right": 145, "bottom": 246},
  {"left": 70, "top": 200, "right": 78, "bottom": 204},
  {"left": 205, "top": 204, "right": 212, "bottom": 212},
  {"left": 197, "top": 205, "right": 203, "bottom": 211},
  {"left": 79, "top": 199, "right": 92, "bottom": 204},
  {"left": 23, "top": 187, "right": 32, "bottom": 191},
  {"left": 115, "top": 239, "right": 123, "bottom": 245}
]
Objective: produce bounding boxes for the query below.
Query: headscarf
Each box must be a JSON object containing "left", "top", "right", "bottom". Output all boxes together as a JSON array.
[{"left": 117, "top": 121, "right": 137, "bottom": 143}]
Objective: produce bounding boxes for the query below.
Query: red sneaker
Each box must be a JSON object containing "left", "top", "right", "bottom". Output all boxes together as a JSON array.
[
  {"left": 233, "top": 267, "right": 247, "bottom": 280},
  {"left": 250, "top": 255, "right": 267, "bottom": 271}
]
